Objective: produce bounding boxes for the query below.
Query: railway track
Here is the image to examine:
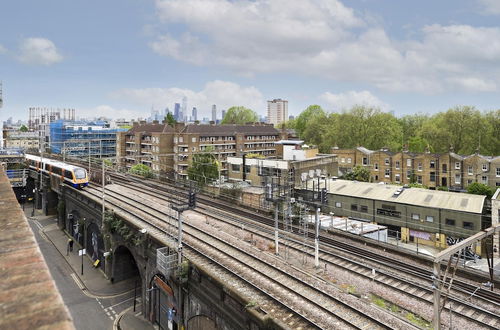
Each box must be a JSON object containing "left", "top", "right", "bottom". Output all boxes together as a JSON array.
[
  {"left": 100, "top": 176, "right": 500, "bottom": 329},
  {"left": 84, "top": 185, "right": 396, "bottom": 329}
]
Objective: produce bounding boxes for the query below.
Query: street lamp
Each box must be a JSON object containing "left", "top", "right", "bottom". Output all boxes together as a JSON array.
[{"left": 81, "top": 217, "right": 86, "bottom": 275}]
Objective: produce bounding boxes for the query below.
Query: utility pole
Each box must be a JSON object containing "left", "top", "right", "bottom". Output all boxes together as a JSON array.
[
  {"left": 315, "top": 207, "right": 320, "bottom": 268},
  {"left": 88, "top": 140, "right": 91, "bottom": 180},
  {"left": 274, "top": 202, "right": 279, "bottom": 255}
]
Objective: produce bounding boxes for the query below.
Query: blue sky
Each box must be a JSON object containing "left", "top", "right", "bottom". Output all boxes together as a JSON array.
[{"left": 1, "top": 0, "right": 500, "bottom": 122}]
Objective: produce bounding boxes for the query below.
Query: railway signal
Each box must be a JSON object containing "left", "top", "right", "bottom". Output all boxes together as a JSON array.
[
  {"left": 188, "top": 192, "right": 196, "bottom": 209},
  {"left": 320, "top": 188, "right": 328, "bottom": 204}
]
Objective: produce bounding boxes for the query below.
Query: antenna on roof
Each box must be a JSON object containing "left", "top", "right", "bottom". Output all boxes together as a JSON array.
[{"left": 0, "top": 81, "right": 3, "bottom": 109}]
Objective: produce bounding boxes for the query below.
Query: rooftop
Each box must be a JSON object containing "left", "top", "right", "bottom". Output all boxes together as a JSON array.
[
  {"left": 0, "top": 169, "right": 74, "bottom": 329},
  {"left": 323, "top": 179, "right": 486, "bottom": 214}
]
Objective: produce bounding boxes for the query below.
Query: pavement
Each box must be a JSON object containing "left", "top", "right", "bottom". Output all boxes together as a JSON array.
[{"left": 27, "top": 206, "right": 154, "bottom": 330}]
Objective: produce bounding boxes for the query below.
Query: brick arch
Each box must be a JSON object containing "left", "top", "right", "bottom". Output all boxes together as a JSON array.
[
  {"left": 111, "top": 245, "right": 140, "bottom": 283},
  {"left": 187, "top": 314, "right": 217, "bottom": 330}
]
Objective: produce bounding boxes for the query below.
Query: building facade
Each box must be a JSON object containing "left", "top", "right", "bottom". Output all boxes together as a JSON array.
[
  {"left": 267, "top": 99, "right": 288, "bottom": 126},
  {"left": 117, "top": 121, "right": 285, "bottom": 180},
  {"left": 2, "top": 129, "right": 39, "bottom": 152},
  {"left": 333, "top": 147, "right": 500, "bottom": 190},
  {"left": 49, "top": 120, "right": 126, "bottom": 158}
]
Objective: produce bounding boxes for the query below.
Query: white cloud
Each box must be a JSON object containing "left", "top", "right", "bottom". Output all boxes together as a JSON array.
[
  {"left": 478, "top": 0, "right": 500, "bottom": 15},
  {"left": 18, "top": 38, "right": 63, "bottom": 65},
  {"left": 151, "top": 0, "right": 500, "bottom": 93},
  {"left": 0, "top": 44, "right": 7, "bottom": 54},
  {"left": 320, "top": 90, "right": 389, "bottom": 111},
  {"left": 110, "top": 80, "right": 265, "bottom": 117},
  {"left": 78, "top": 105, "right": 148, "bottom": 120}
]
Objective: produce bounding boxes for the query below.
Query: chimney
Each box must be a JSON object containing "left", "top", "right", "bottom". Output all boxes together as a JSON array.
[
  {"left": 153, "top": 120, "right": 159, "bottom": 124},
  {"left": 140, "top": 120, "right": 146, "bottom": 125},
  {"left": 209, "top": 121, "right": 215, "bottom": 125}
]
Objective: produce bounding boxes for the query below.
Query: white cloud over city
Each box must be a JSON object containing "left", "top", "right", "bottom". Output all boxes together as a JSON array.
[
  {"left": 478, "top": 0, "right": 500, "bottom": 15},
  {"left": 320, "top": 90, "right": 389, "bottom": 111},
  {"left": 18, "top": 37, "right": 63, "bottom": 66},
  {"left": 151, "top": 0, "right": 500, "bottom": 93},
  {"left": 111, "top": 80, "right": 265, "bottom": 117}
]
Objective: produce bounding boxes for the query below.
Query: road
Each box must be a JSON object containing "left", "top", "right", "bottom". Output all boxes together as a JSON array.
[{"left": 27, "top": 214, "right": 137, "bottom": 330}]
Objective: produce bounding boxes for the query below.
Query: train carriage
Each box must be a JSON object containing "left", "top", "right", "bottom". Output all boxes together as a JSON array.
[{"left": 25, "top": 154, "right": 89, "bottom": 189}]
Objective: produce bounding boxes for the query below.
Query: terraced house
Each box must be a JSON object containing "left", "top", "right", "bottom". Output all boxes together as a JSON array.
[
  {"left": 117, "top": 121, "right": 285, "bottom": 180},
  {"left": 333, "top": 146, "right": 500, "bottom": 191}
]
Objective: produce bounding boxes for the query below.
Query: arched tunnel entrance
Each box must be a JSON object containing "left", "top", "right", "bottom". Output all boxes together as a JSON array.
[
  {"left": 112, "top": 245, "right": 140, "bottom": 283},
  {"left": 187, "top": 315, "right": 217, "bottom": 330},
  {"left": 149, "top": 274, "right": 179, "bottom": 330}
]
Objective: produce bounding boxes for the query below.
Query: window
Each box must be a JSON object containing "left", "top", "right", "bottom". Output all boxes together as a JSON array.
[
  {"left": 463, "top": 222, "right": 474, "bottom": 230},
  {"left": 468, "top": 166, "right": 473, "bottom": 175},
  {"left": 360, "top": 205, "right": 368, "bottom": 213},
  {"left": 482, "top": 164, "right": 488, "bottom": 171},
  {"left": 455, "top": 174, "right": 461, "bottom": 184},
  {"left": 430, "top": 160, "right": 435, "bottom": 169},
  {"left": 445, "top": 219, "right": 455, "bottom": 226},
  {"left": 347, "top": 158, "right": 352, "bottom": 164},
  {"left": 407, "top": 159, "right": 412, "bottom": 167},
  {"left": 231, "top": 164, "right": 240, "bottom": 172},
  {"left": 179, "top": 137, "right": 183, "bottom": 143},
  {"left": 412, "top": 213, "right": 420, "bottom": 221},
  {"left": 244, "top": 165, "right": 251, "bottom": 173},
  {"left": 351, "top": 204, "right": 358, "bottom": 211},
  {"left": 407, "top": 170, "right": 412, "bottom": 179},
  {"left": 174, "top": 137, "right": 178, "bottom": 143},
  {"left": 426, "top": 215, "right": 434, "bottom": 223},
  {"left": 341, "top": 158, "right": 345, "bottom": 163},
  {"left": 192, "top": 137, "right": 196, "bottom": 143},
  {"left": 482, "top": 176, "right": 488, "bottom": 184},
  {"left": 385, "top": 158, "right": 390, "bottom": 165},
  {"left": 377, "top": 207, "right": 401, "bottom": 218},
  {"left": 496, "top": 168, "right": 500, "bottom": 177},
  {"left": 467, "top": 179, "right": 473, "bottom": 185},
  {"left": 455, "top": 162, "right": 460, "bottom": 170},
  {"left": 394, "top": 161, "right": 400, "bottom": 169},
  {"left": 335, "top": 202, "right": 342, "bottom": 208},
  {"left": 362, "top": 157, "right": 368, "bottom": 165},
  {"left": 418, "top": 162, "right": 422, "bottom": 171},
  {"left": 385, "top": 169, "right": 390, "bottom": 177},
  {"left": 374, "top": 163, "right": 379, "bottom": 170},
  {"left": 417, "top": 175, "right": 422, "bottom": 184},
  {"left": 442, "top": 164, "right": 447, "bottom": 173},
  {"left": 430, "top": 172, "right": 436, "bottom": 182},
  {"left": 395, "top": 174, "right": 400, "bottom": 183}
]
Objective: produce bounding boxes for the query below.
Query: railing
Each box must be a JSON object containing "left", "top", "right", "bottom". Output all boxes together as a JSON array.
[{"left": 6, "top": 169, "right": 28, "bottom": 187}]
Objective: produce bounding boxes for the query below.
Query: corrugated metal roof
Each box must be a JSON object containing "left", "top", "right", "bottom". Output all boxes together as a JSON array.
[{"left": 325, "top": 179, "right": 485, "bottom": 214}]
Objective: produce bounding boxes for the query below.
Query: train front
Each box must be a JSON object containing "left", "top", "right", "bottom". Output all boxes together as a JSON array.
[{"left": 73, "top": 167, "right": 89, "bottom": 188}]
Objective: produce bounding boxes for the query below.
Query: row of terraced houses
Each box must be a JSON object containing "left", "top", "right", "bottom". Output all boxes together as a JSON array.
[{"left": 333, "top": 146, "right": 500, "bottom": 191}]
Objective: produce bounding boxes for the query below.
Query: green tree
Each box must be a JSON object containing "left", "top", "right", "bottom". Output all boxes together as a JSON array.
[
  {"left": 19, "top": 125, "right": 28, "bottom": 132},
  {"left": 129, "top": 164, "right": 153, "bottom": 178},
  {"left": 466, "top": 182, "right": 494, "bottom": 199},
  {"left": 165, "top": 112, "right": 176, "bottom": 127},
  {"left": 343, "top": 165, "right": 370, "bottom": 182},
  {"left": 221, "top": 106, "right": 258, "bottom": 124},
  {"left": 187, "top": 147, "right": 219, "bottom": 185},
  {"left": 294, "top": 105, "right": 326, "bottom": 138}
]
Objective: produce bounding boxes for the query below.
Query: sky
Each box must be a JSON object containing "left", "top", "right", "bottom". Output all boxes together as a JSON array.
[{"left": 1, "top": 0, "right": 500, "bottom": 122}]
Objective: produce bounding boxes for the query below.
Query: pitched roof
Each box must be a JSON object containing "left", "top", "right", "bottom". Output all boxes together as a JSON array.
[
  {"left": 126, "top": 123, "right": 175, "bottom": 134},
  {"left": 181, "top": 124, "right": 279, "bottom": 136},
  {"left": 324, "top": 179, "right": 485, "bottom": 214}
]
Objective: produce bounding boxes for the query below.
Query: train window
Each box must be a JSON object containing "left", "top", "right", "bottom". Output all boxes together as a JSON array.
[
  {"left": 445, "top": 219, "right": 455, "bottom": 226},
  {"left": 65, "top": 171, "right": 73, "bottom": 179},
  {"left": 351, "top": 204, "right": 358, "bottom": 211},
  {"left": 377, "top": 208, "right": 401, "bottom": 218},
  {"left": 335, "top": 202, "right": 342, "bottom": 208},
  {"left": 74, "top": 168, "right": 86, "bottom": 179},
  {"left": 412, "top": 213, "right": 420, "bottom": 221},
  {"left": 360, "top": 205, "right": 368, "bottom": 213},
  {"left": 463, "top": 222, "right": 474, "bottom": 230},
  {"left": 425, "top": 215, "right": 434, "bottom": 223}
]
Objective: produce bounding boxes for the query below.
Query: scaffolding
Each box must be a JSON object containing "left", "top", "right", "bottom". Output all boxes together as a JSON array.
[{"left": 49, "top": 120, "right": 126, "bottom": 158}]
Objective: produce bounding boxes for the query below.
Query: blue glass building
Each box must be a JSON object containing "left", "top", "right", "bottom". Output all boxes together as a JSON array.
[{"left": 49, "top": 120, "right": 126, "bottom": 158}]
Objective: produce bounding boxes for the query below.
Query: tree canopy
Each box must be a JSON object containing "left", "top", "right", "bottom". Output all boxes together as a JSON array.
[
  {"left": 221, "top": 106, "right": 258, "bottom": 124},
  {"left": 187, "top": 147, "right": 219, "bottom": 186},
  {"left": 19, "top": 125, "right": 28, "bottom": 132},
  {"left": 165, "top": 112, "right": 176, "bottom": 127},
  {"left": 342, "top": 165, "right": 370, "bottom": 182},
  {"left": 292, "top": 105, "right": 499, "bottom": 155},
  {"left": 129, "top": 164, "right": 153, "bottom": 178},
  {"left": 466, "top": 182, "right": 494, "bottom": 199}
]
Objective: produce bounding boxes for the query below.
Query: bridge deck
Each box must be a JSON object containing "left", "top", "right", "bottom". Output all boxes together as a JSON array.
[{"left": 0, "top": 168, "right": 74, "bottom": 329}]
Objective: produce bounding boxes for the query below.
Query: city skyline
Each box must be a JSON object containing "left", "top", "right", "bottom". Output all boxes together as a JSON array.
[{"left": 2, "top": 1, "right": 500, "bottom": 124}]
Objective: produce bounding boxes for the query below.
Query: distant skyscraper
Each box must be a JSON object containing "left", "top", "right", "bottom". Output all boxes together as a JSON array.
[
  {"left": 181, "top": 96, "right": 187, "bottom": 122},
  {"left": 192, "top": 107, "right": 197, "bottom": 121},
  {"left": 174, "top": 103, "right": 180, "bottom": 121},
  {"left": 267, "top": 99, "right": 288, "bottom": 125},
  {"left": 221, "top": 109, "right": 226, "bottom": 121},
  {"left": 211, "top": 104, "right": 217, "bottom": 122},
  {"left": 289, "top": 115, "right": 295, "bottom": 121}
]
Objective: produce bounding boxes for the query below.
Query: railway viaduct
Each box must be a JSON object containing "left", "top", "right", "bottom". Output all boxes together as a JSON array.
[{"left": 30, "top": 173, "right": 276, "bottom": 330}]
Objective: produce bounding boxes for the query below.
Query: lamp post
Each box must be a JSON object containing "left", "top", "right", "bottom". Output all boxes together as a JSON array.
[{"left": 81, "top": 217, "right": 86, "bottom": 275}]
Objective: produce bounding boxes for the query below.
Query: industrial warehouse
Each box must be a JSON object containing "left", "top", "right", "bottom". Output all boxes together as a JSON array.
[{"left": 300, "top": 179, "right": 489, "bottom": 252}]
